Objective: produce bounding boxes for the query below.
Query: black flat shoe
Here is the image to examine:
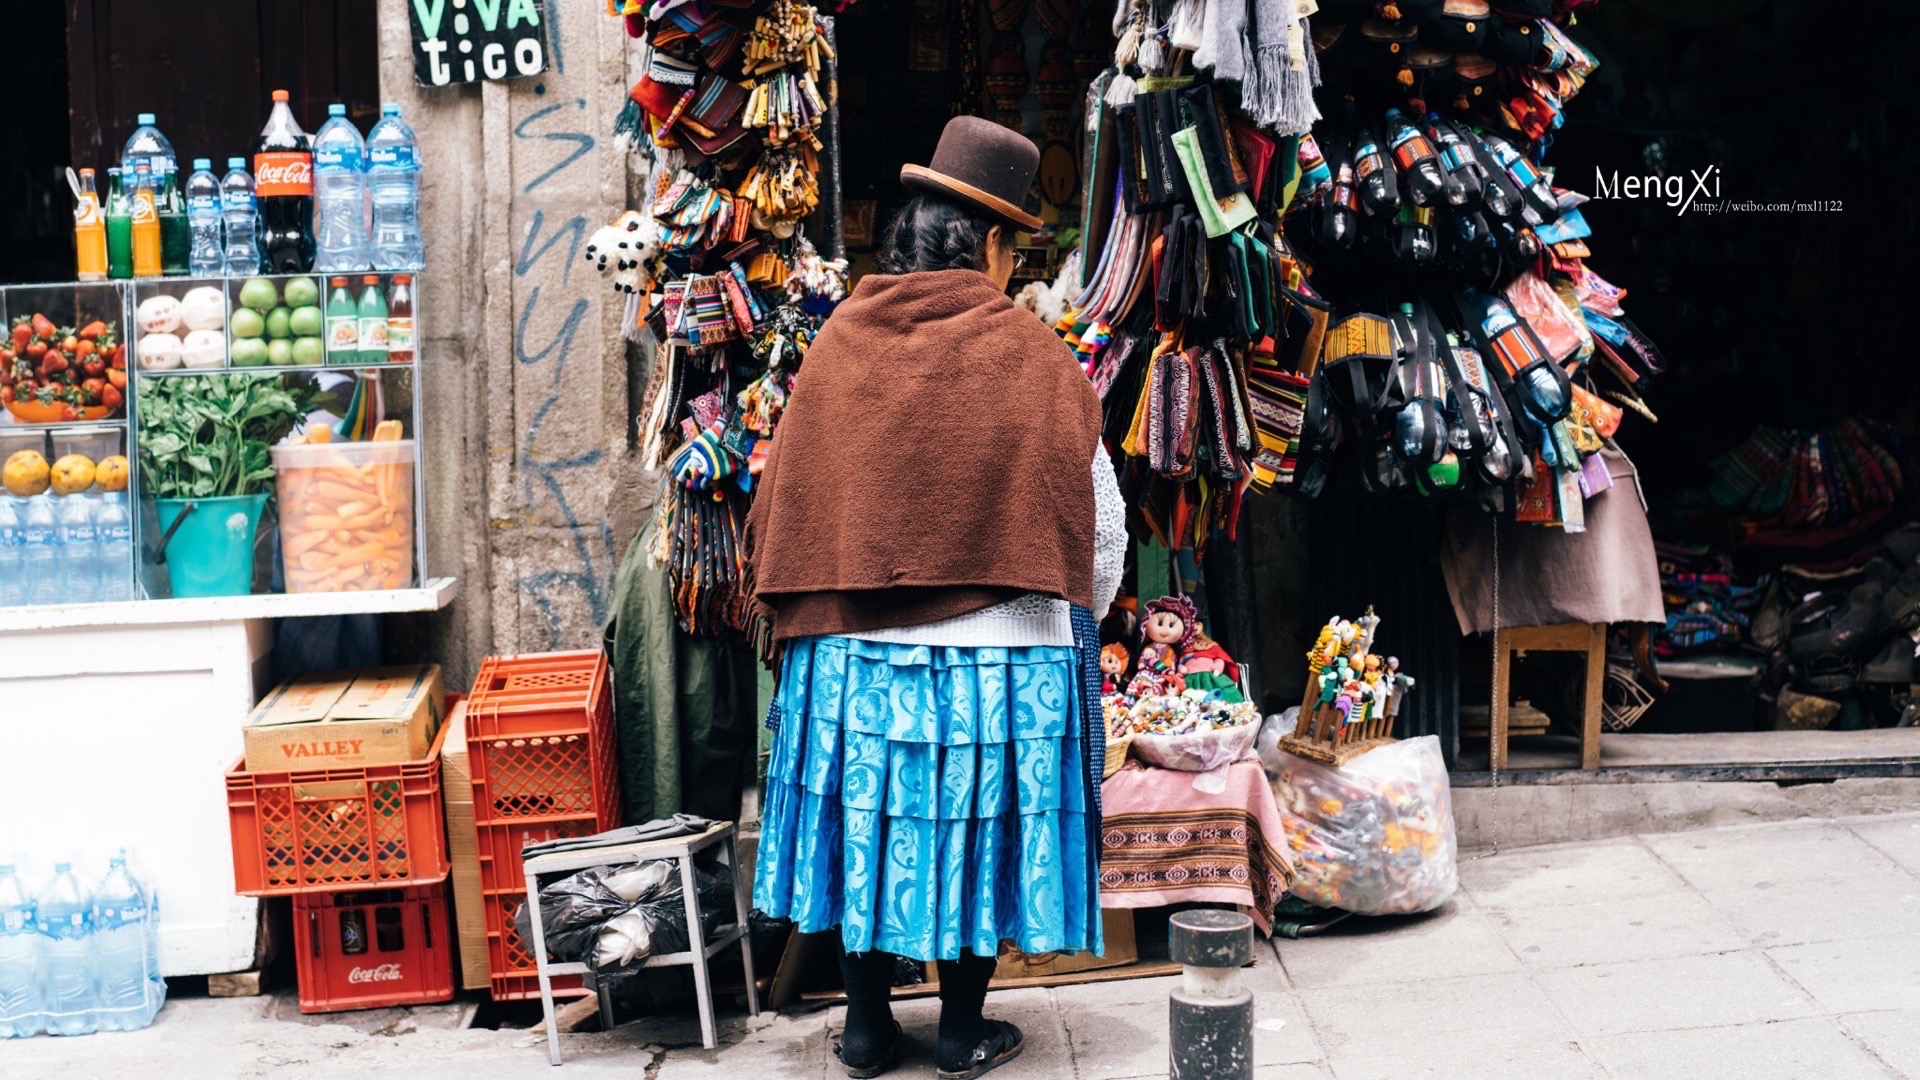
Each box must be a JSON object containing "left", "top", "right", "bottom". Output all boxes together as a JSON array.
[
  {"left": 834, "top": 1020, "right": 903, "bottom": 1079},
  {"left": 937, "top": 1020, "right": 1024, "bottom": 1080}
]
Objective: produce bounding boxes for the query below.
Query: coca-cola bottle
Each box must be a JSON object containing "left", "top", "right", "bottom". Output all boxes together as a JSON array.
[{"left": 255, "top": 89, "right": 315, "bottom": 272}]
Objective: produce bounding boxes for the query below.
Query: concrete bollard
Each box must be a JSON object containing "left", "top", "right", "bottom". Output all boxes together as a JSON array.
[{"left": 1168, "top": 909, "right": 1255, "bottom": 1080}]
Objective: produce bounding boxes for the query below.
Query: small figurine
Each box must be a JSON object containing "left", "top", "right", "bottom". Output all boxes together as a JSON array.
[
  {"left": 1382, "top": 656, "right": 1417, "bottom": 721},
  {"left": 1179, "top": 635, "right": 1245, "bottom": 703},
  {"left": 1138, "top": 594, "right": 1199, "bottom": 689},
  {"left": 1100, "top": 643, "right": 1132, "bottom": 696}
]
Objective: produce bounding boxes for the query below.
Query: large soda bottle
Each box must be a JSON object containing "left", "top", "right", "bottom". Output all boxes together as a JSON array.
[
  {"left": 367, "top": 103, "right": 425, "bottom": 270},
  {"left": 35, "top": 862, "right": 98, "bottom": 1036},
  {"left": 120, "top": 113, "right": 176, "bottom": 184},
  {"left": 74, "top": 168, "right": 108, "bottom": 282},
  {"left": 256, "top": 89, "right": 315, "bottom": 273},
  {"left": 95, "top": 492, "right": 132, "bottom": 603},
  {"left": 105, "top": 168, "right": 133, "bottom": 280},
  {"left": 21, "top": 495, "right": 61, "bottom": 607},
  {"left": 93, "top": 852, "right": 164, "bottom": 1032},
  {"left": 0, "top": 863, "right": 40, "bottom": 1038},
  {"left": 0, "top": 498, "right": 25, "bottom": 608},
  {"left": 185, "top": 159, "right": 225, "bottom": 277},
  {"left": 56, "top": 493, "right": 98, "bottom": 605},
  {"left": 221, "top": 158, "right": 262, "bottom": 276},
  {"left": 314, "top": 103, "right": 371, "bottom": 272}
]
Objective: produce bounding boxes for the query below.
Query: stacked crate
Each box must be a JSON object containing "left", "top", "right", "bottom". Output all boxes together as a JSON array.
[
  {"left": 226, "top": 723, "right": 456, "bottom": 1014},
  {"left": 464, "top": 650, "right": 622, "bottom": 1001}
]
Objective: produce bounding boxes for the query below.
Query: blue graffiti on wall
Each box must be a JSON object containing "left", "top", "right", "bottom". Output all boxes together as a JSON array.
[{"left": 511, "top": 95, "right": 614, "bottom": 648}]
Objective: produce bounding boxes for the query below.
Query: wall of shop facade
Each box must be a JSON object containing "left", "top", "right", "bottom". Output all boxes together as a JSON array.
[{"left": 374, "top": 2, "right": 648, "bottom": 686}]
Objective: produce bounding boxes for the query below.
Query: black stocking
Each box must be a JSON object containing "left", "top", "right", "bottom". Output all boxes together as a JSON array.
[
  {"left": 837, "top": 945, "right": 898, "bottom": 1066},
  {"left": 935, "top": 950, "right": 999, "bottom": 1071}
]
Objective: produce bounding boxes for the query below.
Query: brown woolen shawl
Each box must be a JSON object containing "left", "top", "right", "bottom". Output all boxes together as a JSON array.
[{"left": 746, "top": 269, "right": 1104, "bottom": 642}]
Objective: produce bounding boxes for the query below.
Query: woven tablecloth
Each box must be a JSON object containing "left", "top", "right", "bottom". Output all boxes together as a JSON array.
[{"left": 1097, "top": 757, "right": 1293, "bottom": 933}]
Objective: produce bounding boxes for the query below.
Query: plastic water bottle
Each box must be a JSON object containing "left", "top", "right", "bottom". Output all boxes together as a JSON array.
[
  {"left": 313, "top": 103, "right": 371, "bottom": 272},
  {"left": 367, "top": 103, "right": 424, "bottom": 270},
  {"left": 35, "top": 863, "right": 97, "bottom": 1036},
  {"left": 56, "top": 495, "right": 98, "bottom": 605},
  {"left": 221, "top": 158, "right": 262, "bottom": 275},
  {"left": 0, "top": 864, "right": 42, "bottom": 1039},
  {"left": 0, "top": 498, "right": 25, "bottom": 608},
  {"left": 95, "top": 492, "right": 132, "bottom": 603},
  {"left": 21, "top": 496, "right": 60, "bottom": 607},
  {"left": 120, "top": 113, "right": 177, "bottom": 192},
  {"left": 92, "top": 853, "right": 163, "bottom": 1032},
  {"left": 185, "top": 158, "right": 225, "bottom": 276}
]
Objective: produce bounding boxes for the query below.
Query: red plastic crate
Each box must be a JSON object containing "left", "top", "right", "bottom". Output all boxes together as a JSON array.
[
  {"left": 474, "top": 817, "right": 598, "bottom": 1001},
  {"left": 465, "top": 650, "right": 609, "bottom": 739},
  {"left": 291, "top": 881, "right": 455, "bottom": 1013},
  {"left": 226, "top": 722, "right": 451, "bottom": 896}
]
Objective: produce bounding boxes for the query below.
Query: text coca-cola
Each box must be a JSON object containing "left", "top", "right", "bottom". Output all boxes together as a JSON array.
[
  {"left": 256, "top": 88, "right": 315, "bottom": 272},
  {"left": 347, "top": 963, "right": 405, "bottom": 984}
]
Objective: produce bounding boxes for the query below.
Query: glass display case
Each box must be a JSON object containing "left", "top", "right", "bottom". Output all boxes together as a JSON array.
[{"left": 0, "top": 273, "right": 426, "bottom": 609}]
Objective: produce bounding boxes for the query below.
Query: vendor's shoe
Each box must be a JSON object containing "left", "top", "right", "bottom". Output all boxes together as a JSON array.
[
  {"left": 834, "top": 1021, "right": 904, "bottom": 1079},
  {"left": 1862, "top": 635, "right": 1919, "bottom": 685},
  {"left": 936, "top": 1020, "right": 1024, "bottom": 1080},
  {"left": 1880, "top": 566, "right": 1920, "bottom": 633},
  {"left": 1750, "top": 580, "right": 1791, "bottom": 652}
]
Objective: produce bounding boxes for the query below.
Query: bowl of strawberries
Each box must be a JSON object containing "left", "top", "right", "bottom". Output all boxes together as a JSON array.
[{"left": 0, "top": 312, "right": 126, "bottom": 423}]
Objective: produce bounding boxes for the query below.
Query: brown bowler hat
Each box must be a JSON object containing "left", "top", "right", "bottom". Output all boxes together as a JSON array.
[{"left": 900, "top": 116, "right": 1044, "bottom": 231}]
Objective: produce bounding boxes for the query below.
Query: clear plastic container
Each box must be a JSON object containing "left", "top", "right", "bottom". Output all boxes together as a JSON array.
[{"left": 271, "top": 438, "right": 415, "bottom": 593}]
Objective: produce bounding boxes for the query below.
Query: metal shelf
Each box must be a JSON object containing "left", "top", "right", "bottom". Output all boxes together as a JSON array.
[
  {"left": 135, "top": 361, "right": 417, "bottom": 377},
  {"left": 0, "top": 417, "right": 127, "bottom": 433}
]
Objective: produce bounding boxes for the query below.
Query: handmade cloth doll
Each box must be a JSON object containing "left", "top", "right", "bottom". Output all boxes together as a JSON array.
[
  {"left": 1177, "top": 634, "right": 1246, "bottom": 703},
  {"left": 1101, "top": 643, "right": 1133, "bottom": 696}
]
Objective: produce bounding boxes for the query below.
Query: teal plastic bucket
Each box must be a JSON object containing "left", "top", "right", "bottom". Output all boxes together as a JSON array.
[{"left": 155, "top": 493, "right": 268, "bottom": 598}]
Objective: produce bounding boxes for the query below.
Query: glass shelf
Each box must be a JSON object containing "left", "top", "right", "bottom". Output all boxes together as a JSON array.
[{"left": 136, "top": 361, "right": 417, "bottom": 377}]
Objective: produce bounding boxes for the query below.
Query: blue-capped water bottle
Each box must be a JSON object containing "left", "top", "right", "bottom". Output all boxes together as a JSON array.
[
  {"left": 34, "top": 862, "right": 98, "bottom": 1036},
  {"left": 220, "top": 158, "right": 262, "bottom": 275},
  {"left": 21, "top": 495, "right": 60, "bottom": 608},
  {"left": 367, "top": 103, "right": 424, "bottom": 270},
  {"left": 92, "top": 852, "right": 164, "bottom": 1032},
  {"left": 185, "top": 159, "right": 225, "bottom": 276},
  {"left": 313, "top": 103, "right": 371, "bottom": 272},
  {"left": 0, "top": 498, "right": 25, "bottom": 608},
  {"left": 0, "top": 863, "right": 42, "bottom": 1038}
]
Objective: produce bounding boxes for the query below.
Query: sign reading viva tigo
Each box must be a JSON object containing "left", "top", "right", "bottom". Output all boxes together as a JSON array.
[{"left": 410, "top": 0, "right": 550, "bottom": 87}]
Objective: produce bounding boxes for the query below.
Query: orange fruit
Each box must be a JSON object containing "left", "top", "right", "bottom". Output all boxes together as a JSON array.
[
  {"left": 95, "top": 454, "right": 129, "bottom": 493},
  {"left": 4, "top": 450, "right": 50, "bottom": 497},
  {"left": 50, "top": 454, "right": 97, "bottom": 497}
]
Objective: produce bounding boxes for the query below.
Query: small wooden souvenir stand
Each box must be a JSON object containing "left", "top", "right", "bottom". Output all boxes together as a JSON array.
[{"left": 1279, "top": 609, "right": 1405, "bottom": 766}]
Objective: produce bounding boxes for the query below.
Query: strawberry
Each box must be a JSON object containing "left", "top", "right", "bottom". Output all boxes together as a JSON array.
[
  {"left": 11, "top": 323, "right": 31, "bottom": 350},
  {"left": 72, "top": 339, "right": 94, "bottom": 362},
  {"left": 77, "top": 321, "right": 108, "bottom": 340},
  {"left": 100, "top": 383, "right": 123, "bottom": 410},
  {"left": 25, "top": 340, "right": 47, "bottom": 360},
  {"left": 59, "top": 334, "right": 78, "bottom": 355},
  {"left": 31, "top": 313, "right": 56, "bottom": 340},
  {"left": 106, "top": 367, "right": 126, "bottom": 391},
  {"left": 82, "top": 358, "right": 105, "bottom": 379}
]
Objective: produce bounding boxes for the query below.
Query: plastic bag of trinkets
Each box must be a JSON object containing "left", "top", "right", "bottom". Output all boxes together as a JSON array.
[{"left": 1271, "top": 735, "right": 1458, "bottom": 915}]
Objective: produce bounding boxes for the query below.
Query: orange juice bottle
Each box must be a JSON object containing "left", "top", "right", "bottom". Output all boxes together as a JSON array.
[
  {"left": 130, "top": 164, "right": 162, "bottom": 277},
  {"left": 73, "top": 168, "right": 108, "bottom": 281}
]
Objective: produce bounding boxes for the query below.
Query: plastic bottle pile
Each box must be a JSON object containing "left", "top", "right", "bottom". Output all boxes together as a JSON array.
[
  {"left": 0, "top": 486, "right": 133, "bottom": 607},
  {"left": 101, "top": 100, "right": 422, "bottom": 280},
  {"left": 0, "top": 853, "right": 166, "bottom": 1038}
]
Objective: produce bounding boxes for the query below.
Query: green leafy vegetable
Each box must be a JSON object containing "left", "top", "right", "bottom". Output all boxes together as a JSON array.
[{"left": 137, "top": 375, "right": 328, "bottom": 500}]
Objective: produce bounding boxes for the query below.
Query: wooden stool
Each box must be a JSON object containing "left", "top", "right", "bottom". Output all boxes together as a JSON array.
[
  {"left": 1490, "top": 622, "right": 1607, "bottom": 770},
  {"left": 523, "top": 821, "right": 760, "bottom": 1064}
]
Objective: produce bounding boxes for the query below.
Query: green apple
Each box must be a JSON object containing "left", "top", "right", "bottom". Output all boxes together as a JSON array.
[
  {"left": 266, "top": 338, "right": 295, "bottom": 366},
  {"left": 291, "top": 336, "right": 325, "bottom": 366},
  {"left": 239, "top": 277, "right": 279, "bottom": 312},
  {"left": 282, "top": 276, "right": 321, "bottom": 309},
  {"left": 230, "top": 337, "right": 270, "bottom": 367},
  {"left": 265, "top": 306, "right": 293, "bottom": 340},
  {"left": 288, "top": 305, "right": 324, "bottom": 338},
  {"left": 229, "top": 307, "right": 266, "bottom": 339}
]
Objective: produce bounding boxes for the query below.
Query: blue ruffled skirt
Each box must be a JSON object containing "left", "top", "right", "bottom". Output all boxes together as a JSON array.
[{"left": 752, "top": 636, "right": 1104, "bottom": 961}]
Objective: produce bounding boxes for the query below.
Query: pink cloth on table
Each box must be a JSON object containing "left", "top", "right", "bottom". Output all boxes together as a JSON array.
[{"left": 1098, "top": 757, "right": 1294, "bottom": 934}]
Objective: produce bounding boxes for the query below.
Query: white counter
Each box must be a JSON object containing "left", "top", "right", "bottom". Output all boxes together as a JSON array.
[{"left": 0, "top": 577, "right": 457, "bottom": 978}]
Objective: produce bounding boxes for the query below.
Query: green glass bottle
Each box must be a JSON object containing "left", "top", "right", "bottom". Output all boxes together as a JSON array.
[
  {"left": 105, "top": 167, "right": 133, "bottom": 280},
  {"left": 356, "top": 275, "right": 389, "bottom": 365},
  {"left": 157, "top": 168, "right": 189, "bottom": 275},
  {"left": 325, "top": 276, "right": 360, "bottom": 365}
]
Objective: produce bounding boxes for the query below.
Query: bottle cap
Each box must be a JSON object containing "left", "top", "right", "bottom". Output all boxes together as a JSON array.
[
  {"left": 79, "top": 167, "right": 95, "bottom": 178},
  {"left": 193, "top": 158, "right": 212, "bottom": 170},
  {"left": 329, "top": 103, "right": 347, "bottom": 117},
  {"left": 53, "top": 862, "right": 70, "bottom": 872},
  {"left": 272, "top": 90, "right": 290, "bottom": 103},
  {"left": 137, "top": 112, "right": 156, "bottom": 125},
  {"left": 108, "top": 166, "right": 120, "bottom": 175},
  {"left": 228, "top": 157, "right": 246, "bottom": 169},
  {"left": 362, "top": 275, "right": 380, "bottom": 284},
  {"left": 382, "top": 103, "right": 401, "bottom": 116},
  {"left": 394, "top": 274, "right": 412, "bottom": 284},
  {"left": 330, "top": 276, "right": 349, "bottom": 286},
  {"left": 135, "top": 163, "right": 150, "bottom": 173}
]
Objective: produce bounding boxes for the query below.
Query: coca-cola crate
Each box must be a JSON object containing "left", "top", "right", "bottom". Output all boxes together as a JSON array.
[
  {"left": 291, "top": 881, "right": 454, "bottom": 1014},
  {"left": 226, "top": 722, "right": 451, "bottom": 896},
  {"left": 466, "top": 650, "right": 610, "bottom": 740},
  {"left": 474, "top": 817, "right": 598, "bottom": 1001}
]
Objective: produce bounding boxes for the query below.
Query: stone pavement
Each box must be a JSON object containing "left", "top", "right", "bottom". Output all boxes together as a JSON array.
[{"left": 4, "top": 811, "right": 1916, "bottom": 1079}]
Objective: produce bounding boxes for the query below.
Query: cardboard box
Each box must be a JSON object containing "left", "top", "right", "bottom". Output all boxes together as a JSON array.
[
  {"left": 920, "top": 908, "right": 1139, "bottom": 987},
  {"left": 439, "top": 701, "right": 492, "bottom": 992},
  {"left": 243, "top": 665, "right": 445, "bottom": 772}
]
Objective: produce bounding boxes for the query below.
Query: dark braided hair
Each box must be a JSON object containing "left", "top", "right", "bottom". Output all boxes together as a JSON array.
[{"left": 875, "top": 194, "right": 1012, "bottom": 275}]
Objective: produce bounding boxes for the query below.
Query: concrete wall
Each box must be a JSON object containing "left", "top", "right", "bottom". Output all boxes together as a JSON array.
[{"left": 376, "top": 2, "right": 648, "bottom": 686}]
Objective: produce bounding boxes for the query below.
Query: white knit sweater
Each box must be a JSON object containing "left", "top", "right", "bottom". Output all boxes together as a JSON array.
[{"left": 847, "top": 443, "right": 1129, "bottom": 648}]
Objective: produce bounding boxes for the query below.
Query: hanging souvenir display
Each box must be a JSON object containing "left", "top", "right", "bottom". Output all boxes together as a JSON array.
[
  {"left": 598, "top": 0, "right": 850, "bottom": 638},
  {"left": 1053, "top": 0, "right": 1658, "bottom": 551}
]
